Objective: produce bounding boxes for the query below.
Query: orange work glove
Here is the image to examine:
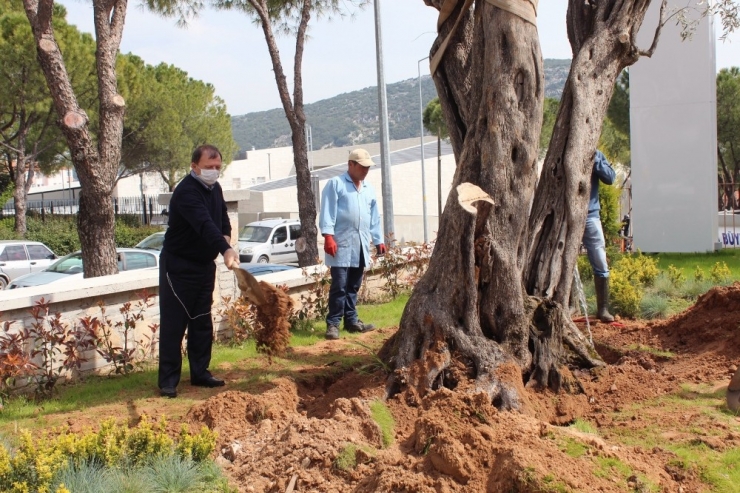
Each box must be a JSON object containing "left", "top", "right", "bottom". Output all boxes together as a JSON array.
[
  {"left": 324, "top": 235, "right": 338, "bottom": 257},
  {"left": 376, "top": 243, "right": 387, "bottom": 255}
]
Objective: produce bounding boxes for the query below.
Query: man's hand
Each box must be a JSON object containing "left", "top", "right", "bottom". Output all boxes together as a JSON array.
[
  {"left": 376, "top": 243, "right": 387, "bottom": 256},
  {"left": 223, "top": 248, "right": 240, "bottom": 269},
  {"left": 324, "top": 235, "right": 338, "bottom": 257}
]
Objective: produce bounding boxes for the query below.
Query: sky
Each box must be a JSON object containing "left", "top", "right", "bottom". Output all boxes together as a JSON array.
[{"left": 59, "top": 0, "right": 739, "bottom": 116}]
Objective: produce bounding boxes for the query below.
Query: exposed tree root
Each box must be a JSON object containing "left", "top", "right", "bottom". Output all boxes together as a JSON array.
[{"left": 381, "top": 294, "right": 603, "bottom": 412}]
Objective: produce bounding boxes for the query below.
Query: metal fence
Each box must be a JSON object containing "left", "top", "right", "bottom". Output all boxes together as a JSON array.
[{"left": 1, "top": 194, "right": 166, "bottom": 226}]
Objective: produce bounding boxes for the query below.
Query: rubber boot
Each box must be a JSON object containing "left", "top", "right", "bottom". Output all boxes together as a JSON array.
[{"left": 594, "top": 276, "right": 615, "bottom": 323}]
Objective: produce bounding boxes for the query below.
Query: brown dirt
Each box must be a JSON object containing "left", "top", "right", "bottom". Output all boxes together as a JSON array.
[
  {"left": 21, "top": 285, "right": 739, "bottom": 492},
  {"left": 174, "top": 283, "right": 740, "bottom": 493},
  {"left": 252, "top": 281, "right": 293, "bottom": 357}
]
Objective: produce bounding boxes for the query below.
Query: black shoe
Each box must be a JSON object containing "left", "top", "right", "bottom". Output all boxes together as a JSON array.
[
  {"left": 191, "top": 375, "right": 225, "bottom": 388},
  {"left": 325, "top": 324, "right": 340, "bottom": 340},
  {"left": 160, "top": 387, "right": 177, "bottom": 398},
  {"left": 345, "top": 320, "right": 375, "bottom": 333}
]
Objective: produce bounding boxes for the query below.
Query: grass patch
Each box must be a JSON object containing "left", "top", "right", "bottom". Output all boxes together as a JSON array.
[
  {"left": 569, "top": 418, "right": 598, "bottom": 435},
  {"left": 369, "top": 400, "right": 395, "bottom": 448},
  {"left": 334, "top": 443, "right": 358, "bottom": 471},
  {"left": 594, "top": 456, "right": 633, "bottom": 480},
  {"left": 649, "top": 250, "right": 740, "bottom": 278},
  {"left": 519, "top": 467, "right": 572, "bottom": 493},
  {"left": 595, "top": 386, "right": 740, "bottom": 492},
  {"left": 560, "top": 437, "right": 588, "bottom": 458},
  {"left": 626, "top": 344, "right": 675, "bottom": 359}
]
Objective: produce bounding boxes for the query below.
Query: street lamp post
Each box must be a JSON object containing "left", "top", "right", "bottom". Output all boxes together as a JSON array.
[
  {"left": 374, "top": 0, "right": 394, "bottom": 245},
  {"left": 418, "top": 56, "right": 429, "bottom": 243},
  {"left": 267, "top": 153, "right": 271, "bottom": 181}
]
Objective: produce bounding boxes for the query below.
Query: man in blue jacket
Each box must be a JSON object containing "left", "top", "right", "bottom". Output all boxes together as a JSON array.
[
  {"left": 584, "top": 150, "right": 616, "bottom": 323},
  {"left": 319, "top": 149, "right": 386, "bottom": 340},
  {"left": 158, "top": 144, "right": 240, "bottom": 398}
]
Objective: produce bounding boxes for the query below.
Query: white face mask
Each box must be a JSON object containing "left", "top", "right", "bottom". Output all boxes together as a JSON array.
[{"left": 198, "top": 168, "right": 220, "bottom": 186}]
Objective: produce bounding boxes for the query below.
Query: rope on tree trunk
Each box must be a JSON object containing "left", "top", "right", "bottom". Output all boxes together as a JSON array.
[{"left": 431, "top": 0, "right": 539, "bottom": 75}]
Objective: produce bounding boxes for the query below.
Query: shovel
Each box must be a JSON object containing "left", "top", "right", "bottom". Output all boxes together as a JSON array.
[{"left": 228, "top": 261, "right": 268, "bottom": 307}]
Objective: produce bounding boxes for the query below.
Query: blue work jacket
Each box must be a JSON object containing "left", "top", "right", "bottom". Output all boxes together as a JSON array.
[
  {"left": 588, "top": 151, "right": 616, "bottom": 218},
  {"left": 319, "top": 172, "right": 383, "bottom": 268}
]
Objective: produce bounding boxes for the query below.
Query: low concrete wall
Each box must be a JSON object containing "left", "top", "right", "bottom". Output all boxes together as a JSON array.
[{"left": 0, "top": 260, "right": 385, "bottom": 375}]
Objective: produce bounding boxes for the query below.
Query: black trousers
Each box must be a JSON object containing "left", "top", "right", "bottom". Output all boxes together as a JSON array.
[{"left": 158, "top": 250, "right": 216, "bottom": 389}]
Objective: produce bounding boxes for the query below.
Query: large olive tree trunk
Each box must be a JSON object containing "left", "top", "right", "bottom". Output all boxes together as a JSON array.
[
  {"left": 383, "top": 0, "right": 664, "bottom": 408},
  {"left": 23, "top": 0, "right": 127, "bottom": 277}
]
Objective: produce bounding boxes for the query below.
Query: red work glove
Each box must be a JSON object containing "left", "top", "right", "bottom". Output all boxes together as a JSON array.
[
  {"left": 376, "top": 243, "right": 387, "bottom": 256},
  {"left": 324, "top": 235, "right": 338, "bottom": 257}
]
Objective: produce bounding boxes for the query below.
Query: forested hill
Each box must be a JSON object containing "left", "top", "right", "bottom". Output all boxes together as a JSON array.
[{"left": 231, "top": 58, "right": 571, "bottom": 152}]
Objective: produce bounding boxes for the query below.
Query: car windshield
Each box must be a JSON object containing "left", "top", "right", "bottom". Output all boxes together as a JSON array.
[
  {"left": 136, "top": 234, "right": 165, "bottom": 251},
  {"left": 46, "top": 253, "right": 83, "bottom": 274},
  {"left": 239, "top": 226, "right": 272, "bottom": 243}
]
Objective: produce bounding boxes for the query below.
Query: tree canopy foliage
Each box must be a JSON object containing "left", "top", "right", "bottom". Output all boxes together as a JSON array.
[
  {"left": 717, "top": 66, "right": 740, "bottom": 208},
  {"left": 118, "top": 56, "right": 238, "bottom": 190},
  {"left": 0, "top": 0, "right": 96, "bottom": 234}
]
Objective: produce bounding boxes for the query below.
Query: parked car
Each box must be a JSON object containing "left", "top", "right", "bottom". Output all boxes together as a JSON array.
[
  {"left": 240, "top": 263, "right": 298, "bottom": 276},
  {"left": 7, "top": 248, "right": 159, "bottom": 289},
  {"left": 0, "top": 240, "right": 58, "bottom": 289},
  {"left": 135, "top": 231, "right": 165, "bottom": 251},
  {"left": 238, "top": 218, "right": 301, "bottom": 264}
]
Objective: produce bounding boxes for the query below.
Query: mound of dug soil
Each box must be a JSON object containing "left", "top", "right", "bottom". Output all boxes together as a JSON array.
[
  {"left": 652, "top": 282, "right": 740, "bottom": 358},
  {"left": 183, "top": 287, "right": 740, "bottom": 493},
  {"left": 188, "top": 375, "right": 687, "bottom": 493}
]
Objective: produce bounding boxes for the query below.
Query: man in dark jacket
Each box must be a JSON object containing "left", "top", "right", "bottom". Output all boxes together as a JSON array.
[
  {"left": 583, "top": 150, "right": 616, "bottom": 323},
  {"left": 158, "top": 144, "right": 240, "bottom": 398}
]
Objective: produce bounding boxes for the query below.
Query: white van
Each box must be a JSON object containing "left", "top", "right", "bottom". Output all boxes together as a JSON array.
[{"left": 238, "top": 218, "right": 301, "bottom": 264}]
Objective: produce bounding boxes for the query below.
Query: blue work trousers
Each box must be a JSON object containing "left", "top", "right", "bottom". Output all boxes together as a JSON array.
[
  {"left": 583, "top": 215, "right": 610, "bottom": 278},
  {"left": 326, "top": 252, "right": 366, "bottom": 327}
]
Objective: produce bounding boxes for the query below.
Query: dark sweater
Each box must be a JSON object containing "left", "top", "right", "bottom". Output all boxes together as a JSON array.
[{"left": 162, "top": 174, "right": 232, "bottom": 263}]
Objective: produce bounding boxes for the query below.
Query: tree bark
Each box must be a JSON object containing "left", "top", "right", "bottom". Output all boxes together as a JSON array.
[
  {"left": 23, "top": 0, "right": 126, "bottom": 277},
  {"left": 385, "top": 0, "right": 662, "bottom": 409},
  {"left": 384, "top": 2, "right": 548, "bottom": 408},
  {"left": 526, "top": 0, "right": 657, "bottom": 306},
  {"left": 250, "top": 0, "right": 319, "bottom": 267}
]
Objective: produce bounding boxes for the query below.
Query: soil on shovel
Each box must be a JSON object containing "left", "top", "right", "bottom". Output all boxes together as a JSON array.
[{"left": 183, "top": 283, "right": 740, "bottom": 492}]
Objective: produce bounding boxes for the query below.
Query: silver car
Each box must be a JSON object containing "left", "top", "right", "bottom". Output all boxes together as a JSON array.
[
  {"left": 7, "top": 248, "right": 158, "bottom": 289},
  {"left": 135, "top": 231, "right": 165, "bottom": 251},
  {"left": 0, "top": 240, "right": 58, "bottom": 289}
]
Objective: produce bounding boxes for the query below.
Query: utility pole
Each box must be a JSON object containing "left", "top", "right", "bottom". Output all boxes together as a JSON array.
[
  {"left": 418, "top": 56, "right": 429, "bottom": 243},
  {"left": 267, "top": 153, "right": 272, "bottom": 181},
  {"left": 374, "top": 0, "right": 394, "bottom": 244}
]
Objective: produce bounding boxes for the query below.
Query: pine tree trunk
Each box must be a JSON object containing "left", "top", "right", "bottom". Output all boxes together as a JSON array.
[
  {"left": 23, "top": 0, "right": 127, "bottom": 277},
  {"left": 291, "top": 123, "right": 319, "bottom": 266}
]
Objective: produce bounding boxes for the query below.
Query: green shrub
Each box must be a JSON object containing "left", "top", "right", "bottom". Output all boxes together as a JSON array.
[
  {"left": 680, "top": 279, "right": 715, "bottom": 299},
  {"left": 598, "top": 183, "right": 622, "bottom": 251},
  {"left": 609, "top": 269, "right": 642, "bottom": 318},
  {"left": 613, "top": 252, "right": 660, "bottom": 287},
  {"left": 710, "top": 261, "right": 732, "bottom": 284},
  {"left": 667, "top": 265, "right": 686, "bottom": 288},
  {"left": 0, "top": 217, "right": 162, "bottom": 256},
  {"left": 694, "top": 265, "right": 706, "bottom": 282},
  {"left": 577, "top": 254, "right": 593, "bottom": 282},
  {"left": 640, "top": 293, "right": 669, "bottom": 320},
  {"left": 115, "top": 221, "right": 161, "bottom": 248},
  {"left": 0, "top": 416, "right": 217, "bottom": 493},
  {"left": 24, "top": 218, "right": 81, "bottom": 256},
  {"left": 653, "top": 274, "right": 681, "bottom": 298}
]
